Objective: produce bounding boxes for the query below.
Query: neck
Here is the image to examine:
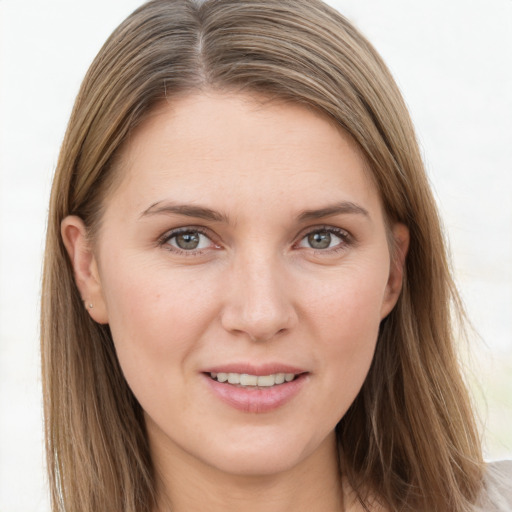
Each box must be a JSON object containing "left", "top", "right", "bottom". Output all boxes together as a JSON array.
[{"left": 150, "top": 428, "right": 344, "bottom": 512}]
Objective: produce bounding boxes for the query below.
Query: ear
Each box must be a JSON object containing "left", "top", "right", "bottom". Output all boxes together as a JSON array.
[
  {"left": 380, "top": 222, "right": 409, "bottom": 319},
  {"left": 61, "top": 215, "right": 109, "bottom": 324}
]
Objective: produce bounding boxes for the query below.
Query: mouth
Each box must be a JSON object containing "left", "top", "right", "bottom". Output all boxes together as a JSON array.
[
  {"left": 202, "top": 367, "right": 308, "bottom": 413},
  {"left": 208, "top": 371, "right": 300, "bottom": 388}
]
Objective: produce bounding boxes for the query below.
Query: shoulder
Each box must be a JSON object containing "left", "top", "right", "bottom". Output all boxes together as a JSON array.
[{"left": 475, "top": 460, "right": 512, "bottom": 511}]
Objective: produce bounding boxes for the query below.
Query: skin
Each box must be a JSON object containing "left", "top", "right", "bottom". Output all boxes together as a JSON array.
[{"left": 62, "top": 92, "right": 408, "bottom": 512}]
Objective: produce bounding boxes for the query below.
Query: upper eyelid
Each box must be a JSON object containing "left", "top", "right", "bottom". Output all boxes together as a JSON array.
[
  {"left": 159, "top": 225, "right": 214, "bottom": 243},
  {"left": 158, "top": 228, "right": 219, "bottom": 257},
  {"left": 296, "top": 224, "right": 351, "bottom": 240},
  {"left": 294, "top": 225, "right": 354, "bottom": 253}
]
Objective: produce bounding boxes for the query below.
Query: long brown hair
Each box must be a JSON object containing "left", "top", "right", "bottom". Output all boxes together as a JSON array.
[{"left": 41, "top": 1, "right": 484, "bottom": 510}]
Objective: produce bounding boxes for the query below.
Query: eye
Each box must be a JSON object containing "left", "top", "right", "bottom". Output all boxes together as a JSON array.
[
  {"left": 162, "top": 229, "right": 214, "bottom": 252},
  {"left": 297, "top": 228, "right": 348, "bottom": 251}
]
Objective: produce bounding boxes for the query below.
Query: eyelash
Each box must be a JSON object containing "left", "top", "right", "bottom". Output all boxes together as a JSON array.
[
  {"left": 158, "top": 227, "right": 217, "bottom": 256},
  {"left": 295, "top": 225, "right": 352, "bottom": 254},
  {"left": 158, "top": 225, "right": 353, "bottom": 256}
]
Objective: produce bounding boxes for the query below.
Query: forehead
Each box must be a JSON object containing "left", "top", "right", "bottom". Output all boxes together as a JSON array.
[{"left": 107, "top": 91, "right": 382, "bottom": 221}]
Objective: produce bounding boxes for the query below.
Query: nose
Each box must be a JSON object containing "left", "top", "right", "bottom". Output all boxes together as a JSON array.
[{"left": 220, "top": 253, "right": 298, "bottom": 342}]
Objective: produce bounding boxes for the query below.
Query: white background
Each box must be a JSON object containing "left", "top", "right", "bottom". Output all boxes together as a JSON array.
[{"left": 1, "top": 1, "right": 511, "bottom": 510}]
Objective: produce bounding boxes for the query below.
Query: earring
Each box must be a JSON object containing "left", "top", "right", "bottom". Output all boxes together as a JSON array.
[{"left": 88, "top": 303, "right": 93, "bottom": 309}]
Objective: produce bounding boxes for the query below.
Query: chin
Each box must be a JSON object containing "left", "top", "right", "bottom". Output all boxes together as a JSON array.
[
  {"left": 197, "top": 427, "right": 335, "bottom": 478},
  {"left": 206, "top": 448, "right": 306, "bottom": 477}
]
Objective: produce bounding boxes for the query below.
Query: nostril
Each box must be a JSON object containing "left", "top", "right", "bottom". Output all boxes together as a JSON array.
[{"left": 249, "top": 327, "right": 289, "bottom": 343}]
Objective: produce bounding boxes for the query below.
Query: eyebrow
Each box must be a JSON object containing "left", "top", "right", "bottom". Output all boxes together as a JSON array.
[
  {"left": 140, "top": 202, "right": 229, "bottom": 222},
  {"left": 140, "top": 200, "right": 369, "bottom": 223},
  {"left": 297, "top": 202, "right": 370, "bottom": 221}
]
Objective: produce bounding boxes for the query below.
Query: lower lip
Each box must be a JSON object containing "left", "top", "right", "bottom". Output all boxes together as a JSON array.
[{"left": 203, "top": 373, "right": 308, "bottom": 413}]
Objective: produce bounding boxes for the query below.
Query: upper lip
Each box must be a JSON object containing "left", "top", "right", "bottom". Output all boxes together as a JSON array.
[{"left": 203, "top": 363, "right": 308, "bottom": 376}]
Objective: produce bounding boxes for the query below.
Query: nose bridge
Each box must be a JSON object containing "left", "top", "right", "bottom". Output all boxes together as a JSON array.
[{"left": 221, "top": 247, "right": 296, "bottom": 341}]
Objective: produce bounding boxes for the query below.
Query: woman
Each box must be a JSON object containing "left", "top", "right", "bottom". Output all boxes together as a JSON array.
[{"left": 41, "top": 0, "right": 511, "bottom": 511}]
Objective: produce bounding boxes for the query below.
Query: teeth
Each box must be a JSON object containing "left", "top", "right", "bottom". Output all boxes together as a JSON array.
[
  {"left": 210, "top": 372, "right": 298, "bottom": 387},
  {"left": 257, "top": 375, "right": 275, "bottom": 387},
  {"left": 228, "top": 373, "right": 240, "bottom": 384},
  {"left": 240, "top": 374, "right": 258, "bottom": 386}
]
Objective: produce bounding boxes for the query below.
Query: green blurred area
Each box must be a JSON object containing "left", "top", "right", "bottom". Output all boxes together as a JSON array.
[{"left": 468, "top": 349, "right": 512, "bottom": 460}]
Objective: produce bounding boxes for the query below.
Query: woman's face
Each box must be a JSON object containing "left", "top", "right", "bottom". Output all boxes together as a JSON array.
[{"left": 64, "top": 92, "right": 407, "bottom": 478}]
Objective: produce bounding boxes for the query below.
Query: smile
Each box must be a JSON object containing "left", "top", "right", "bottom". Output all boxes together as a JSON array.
[
  {"left": 204, "top": 370, "right": 308, "bottom": 413},
  {"left": 210, "top": 372, "right": 297, "bottom": 388}
]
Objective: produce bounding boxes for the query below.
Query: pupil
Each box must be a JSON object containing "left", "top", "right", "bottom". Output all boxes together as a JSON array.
[
  {"left": 176, "top": 232, "right": 200, "bottom": 250},
  {"left": 308, "top": 231, "right": 331, "bottom": 249}
]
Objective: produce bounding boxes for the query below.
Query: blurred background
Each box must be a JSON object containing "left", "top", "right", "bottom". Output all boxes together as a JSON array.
[{"left": 0, "top": 0, "right": 511, "bottom": 510}]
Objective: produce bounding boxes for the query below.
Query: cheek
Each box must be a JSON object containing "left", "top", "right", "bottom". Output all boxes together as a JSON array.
[
  {"left": 306, "top": 259, "right": 388, "bottom": 337},
  {"left": 98, "top": 257, "right": 220, "bottom": 383},
  {"left": 308, "top": 264, "right": 387, "bottom": 405}
]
